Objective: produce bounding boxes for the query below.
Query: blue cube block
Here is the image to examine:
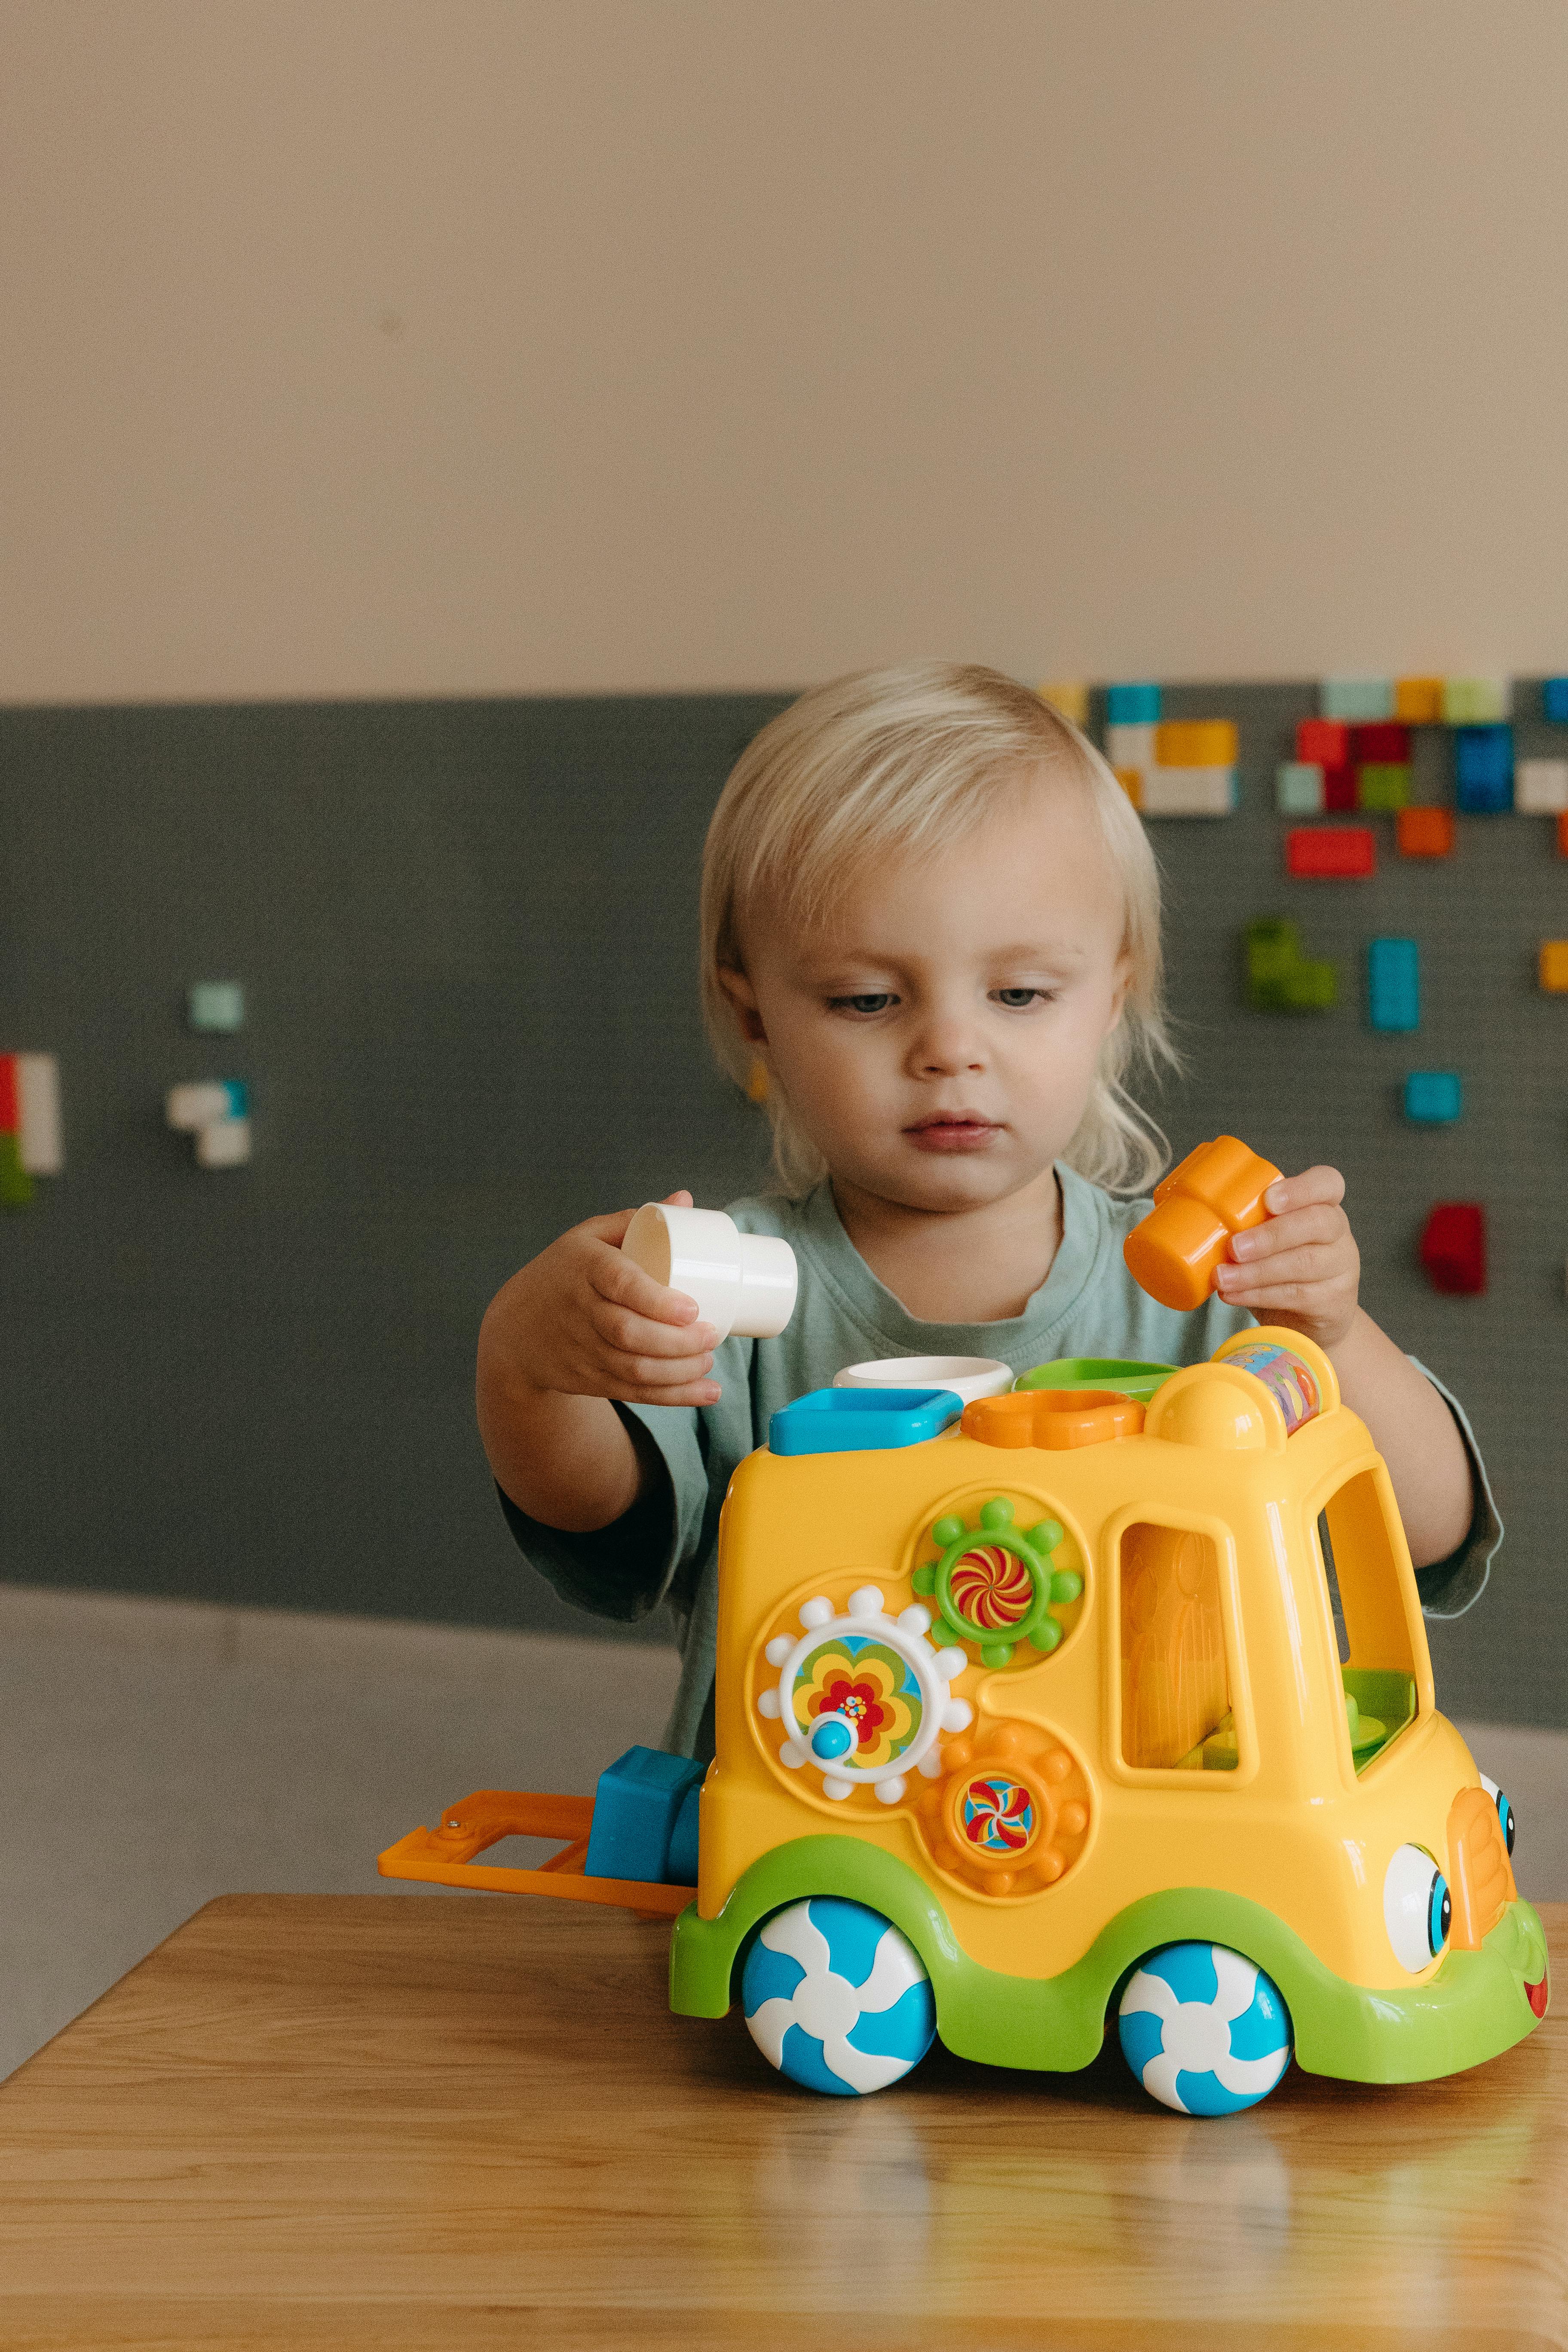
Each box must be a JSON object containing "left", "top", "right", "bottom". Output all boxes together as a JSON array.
[
  {"left": 1368, "top": 937, "right": 1420, "bottom": 1033},
  {"left": 1543, "top": 678, "right": 1568, "bottom": 723},
  {"left": 1454, "top": 724, "right": 1513, "bottom": 811},
  {"left": 1106, "top": 681, "right": 1161, "bottom": 725},
  {"left": 1404, "top": 1072, "right": 1462, "bottom": 1124},
  {"left": 584, "top": 1745, "right": 705, "bottom": 1884}
]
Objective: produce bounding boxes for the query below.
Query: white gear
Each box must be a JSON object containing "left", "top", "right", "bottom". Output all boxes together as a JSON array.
[{"left": 757, "top": 1583, "right": 972, "bottom": 1799}]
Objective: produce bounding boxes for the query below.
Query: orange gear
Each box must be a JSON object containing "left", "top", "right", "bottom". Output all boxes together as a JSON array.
[{"left": 916, "top": 1718, "right": 1093, "bottom": 1898}]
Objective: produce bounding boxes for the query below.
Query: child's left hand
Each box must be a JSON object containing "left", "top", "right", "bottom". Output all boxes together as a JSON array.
[{"left": 1213, "top": 1166, "right": 1360, "bottom": 1349}]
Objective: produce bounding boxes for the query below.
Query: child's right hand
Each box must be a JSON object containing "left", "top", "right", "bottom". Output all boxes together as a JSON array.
[{"left": 485, "top": 1189, "right": 723, "bottom": 1409}]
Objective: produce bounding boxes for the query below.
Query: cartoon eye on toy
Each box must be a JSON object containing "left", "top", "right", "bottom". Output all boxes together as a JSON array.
[
  {"left": 1479, "top": 1772, "right": 1517, "bottom": 1857},
  {"left": 913, "top": 1496, "right": 1084, "bottom": 1666},
  {"left": 1384, "top": 1843, "right": 1452, "bottom": 1972},
  {"left": 756, "top": 1586, "right": 971, "bottom": 1805}
]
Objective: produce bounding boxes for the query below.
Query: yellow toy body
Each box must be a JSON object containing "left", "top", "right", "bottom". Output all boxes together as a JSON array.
[{"left": 671, "top": 1327, "right": 1547, "bottom": 2102}]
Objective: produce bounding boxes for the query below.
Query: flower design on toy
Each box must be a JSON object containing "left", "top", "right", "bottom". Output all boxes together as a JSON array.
[
  {"left": 914, "top": 1497, "right": 1084, "bottom": 1666},
  {"left": 916, "top": 1717, "right": 1094, "bottom": 1896},
  {"left": 756, "top": 1586, "right": 972, "bottom": 1804}
]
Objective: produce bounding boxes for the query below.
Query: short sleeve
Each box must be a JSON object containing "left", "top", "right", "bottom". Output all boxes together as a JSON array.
[
  {"left": 494, "top": 1399, "right": 712, "bottom": 1628},
  {"left": 1406, "top": 1358, "right": 1503, "bottom": 1620}
]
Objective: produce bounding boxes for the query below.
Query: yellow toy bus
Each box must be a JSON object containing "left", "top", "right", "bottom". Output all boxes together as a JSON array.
[{"left": 383, "top": 1323, "right": 1547, "bottom": 2115}]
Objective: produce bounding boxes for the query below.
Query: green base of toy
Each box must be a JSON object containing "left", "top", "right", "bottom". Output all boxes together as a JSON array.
[{"left": 671, "top": 1835, "right": 1547, "bottom": 2086}]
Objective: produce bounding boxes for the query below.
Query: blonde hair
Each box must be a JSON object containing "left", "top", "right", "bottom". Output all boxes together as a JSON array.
[{"left": 700, "top": 662, "right": 1179, "bottom": 1197}]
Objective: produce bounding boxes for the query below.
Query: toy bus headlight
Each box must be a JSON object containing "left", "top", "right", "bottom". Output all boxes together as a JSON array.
[
  {"left": 1479, "top": 1772, "right": 1517, "bottom": 1857},
  {"left": 1384, "top": 1844, "right": 1451, "bottom": 1972}
]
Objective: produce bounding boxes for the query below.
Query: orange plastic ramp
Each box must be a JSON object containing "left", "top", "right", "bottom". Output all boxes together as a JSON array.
[{"left": 377, "top": 1787, "right": 694, "bottom": 1915}]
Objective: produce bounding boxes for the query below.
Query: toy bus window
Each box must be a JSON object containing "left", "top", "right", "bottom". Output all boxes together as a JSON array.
[
  {"left": 1119, "top": 1524, "right": 1237, "bottom": 1772},
  {"left": 1318, "top": 1470, "right": 1419, "bottom": 1768}
]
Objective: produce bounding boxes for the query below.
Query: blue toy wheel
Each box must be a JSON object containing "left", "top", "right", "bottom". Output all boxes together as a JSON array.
[
  {"left": 1118, "top": 1941, "right": 1292, "bottom": 2115},
  {"left": 741, "top": 1896, "right": 936, "bottom": 2095}
]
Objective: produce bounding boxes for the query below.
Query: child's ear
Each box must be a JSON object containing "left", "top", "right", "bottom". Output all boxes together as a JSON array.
[{"left": 717, "top": 962, "right": 768, "bottom": 1045}]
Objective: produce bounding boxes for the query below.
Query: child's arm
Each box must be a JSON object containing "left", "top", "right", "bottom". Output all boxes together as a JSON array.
[
  {"left": 1213, "top": 1167, "right": 1475, "bottom": 1568},
  {"left": 477, "top": 1189, "right": 723, "bottom": 1532}
]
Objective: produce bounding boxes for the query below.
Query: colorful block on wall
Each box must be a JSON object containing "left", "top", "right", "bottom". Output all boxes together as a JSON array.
[
  {"left": 187, "top": 981, "right": 245, "bottom": 1033},
  {"left": 1357, "top": 763, "right": 1411, "bottom": 812},
  {"left": 1297, "top": 718, "right": 1350, "bottom": 766},
  {"left": 1106, "top": 722, "right": 1158, "bottom": 775},
  {"left": 1367, "top": 937, "right": 1420, "bottom": 1032},
  {"left": 1139, "top": 767, "right": 1236, "bottom": 816},
  {"left": 1321, "top": 679, "right": 1395, "bottom": 721},
  {"left": 1442, "top": 678, "right": 1511, "bottom": 724},
  {"left": 1515, "top": 759, "right": 1568, "bottom": 813},
  {"left": 1394, "top": 678, "right": 1445, "bottom": 723},
  {"left": 1276, "top": 762, "right": 1325, "bottom": 814},
  {"left": 1038, "top": 681, "right": 1090, "bottom": 726},
  {"left": 1106, "top": 682, "right": 1161, "bottom": 724},
  {"left": 1396, "top": 806, "right": 1455, "bottom": 859},
  {"left": 1155, "top": 720, "right": 1238, "bottom": 767},
  {"left": 1454, "top": 725, "right": 1513, "bottom": 812},
  {"left": 1542, "top": 677, "right": 1568, "bottom": 723},
  {"left": 1539, "top": 942, "right": 1568, "bottom": 993},
  {"left": 1243, "top": 919, "right": 1338, "bottom": 1012},
  {"left": 1419, "top": 1203, "right": 1486, "bottom": 1296},
  {"left": 1405, "top": 1072, "right": 1462, "bottom": 1124},
  {"left": 1350, "top": 723, "right": 1411, "bottom": 766},
  {"left": 1286, "top": 827, "right": 1376, "bottom": 879},
  {"left": 0, "top": 1051, "right": 63, "bottom": 1203}
]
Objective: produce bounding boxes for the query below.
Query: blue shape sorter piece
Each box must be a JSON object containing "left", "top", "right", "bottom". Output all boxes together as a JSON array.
[
  {"left": 1405, "top": 1072, "right": 1462, "bottom": 1124},
  {"left": 1543, "top": 678, "right": 1568, "bottom": 723},
  {"left": 1368, "top": 937, "right": 1420, "bottom": 1032},
  {"left": 768, "top": 1386, "right": 964, "bottom": 1456},
  {"left": 1106, "top": 682, "right": 1161, "bottom": 725},
  {"left": 1454, "top": 725, "right": 1513, "bottom": 812},
  {"left": 584, "top": 1745, "right": 704, "bottom": 1884}
]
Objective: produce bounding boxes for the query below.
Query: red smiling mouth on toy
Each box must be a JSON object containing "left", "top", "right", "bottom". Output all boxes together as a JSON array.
[
  {"left": 1525, "top": 1974, "right": 1549, "bottom": 2018},
  {"left": 906, "top": 1114, "right": 1001, "bottom": 1152}
]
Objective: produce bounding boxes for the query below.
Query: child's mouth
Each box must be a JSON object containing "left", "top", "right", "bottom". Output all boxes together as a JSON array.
[{"left": 906, "top": 1116, "right": 1001, "bottom": 1154}]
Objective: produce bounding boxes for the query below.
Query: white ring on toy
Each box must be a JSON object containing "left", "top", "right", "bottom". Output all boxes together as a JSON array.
[{"left": 760, "top": 1583, "right": 972, "bottom": 1795}]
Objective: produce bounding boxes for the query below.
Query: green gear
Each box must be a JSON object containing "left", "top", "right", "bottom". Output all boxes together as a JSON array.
[{"left": 911, "top": 1495, "right": 1083, "bottom": 1666}]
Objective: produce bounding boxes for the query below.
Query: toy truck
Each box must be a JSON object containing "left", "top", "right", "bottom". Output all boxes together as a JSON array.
[{"left": 382, "top": 1322, "right": 1547, "bottom": 2115}]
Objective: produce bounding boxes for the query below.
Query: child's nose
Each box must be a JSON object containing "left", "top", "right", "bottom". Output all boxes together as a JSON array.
[{"left": 908, "top": 1015, "right": 986, "bottom": 1074}]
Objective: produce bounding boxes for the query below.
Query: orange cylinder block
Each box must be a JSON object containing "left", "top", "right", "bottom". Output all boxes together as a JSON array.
[{"left": 1122, "top": 1135, "right": 1283, "bottom": 1311}]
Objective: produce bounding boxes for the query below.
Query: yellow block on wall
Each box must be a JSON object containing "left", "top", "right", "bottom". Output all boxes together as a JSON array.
[
  {"left": 1038, "top": 680, "right": 1090, "bottom": 727},
  {"left": 1394, "top": 677, "right": 1445, "bottom": 723},
  {"left": 1540, "top": 942, "right": 1568, "bottom": 993},
  {"left": 1155, "top": 719, "right": 1238, "bottom": 766}
]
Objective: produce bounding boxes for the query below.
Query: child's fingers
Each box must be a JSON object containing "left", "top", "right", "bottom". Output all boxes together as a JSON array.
[
  {"left": 1262, "top": 1165, "right": 1346, "bottom": 1216},
  {"left": 588, "top": 1238, "right": 708, "bottom": 1330},
  {"left": 1230, "top": 1203, "right": 1347, "bottom": 1262},
  {"left": 1218, "top": 1243, "right": 1345, "bottom": 1297},
  {"left": 588, "top": 1293, "right": 719, "bottom": 1363},
  {"left": 616, "top": 1375, "right": 723, "bottom": 1408}
]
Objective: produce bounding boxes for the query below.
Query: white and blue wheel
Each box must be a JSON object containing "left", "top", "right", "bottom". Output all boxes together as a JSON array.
[
  {"left": 741, "top": 1897, "right": 936, "bottom": 2096},
  {"left": 1118, "top": 1942, "right": 1292, "bottom": 2115}
]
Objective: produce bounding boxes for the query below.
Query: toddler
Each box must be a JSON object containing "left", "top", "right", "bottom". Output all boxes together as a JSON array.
[{"left": 478, "top": 665, "right": 1498, "bottom": 1758}]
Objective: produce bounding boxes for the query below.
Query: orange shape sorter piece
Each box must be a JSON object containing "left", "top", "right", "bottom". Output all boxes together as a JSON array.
[
  {"left": 1397, "top": 806, "right": 1455, "bottom": 859},
  {"left": 1540, "top": 943, "right": 1568, "bottom": 993},
  {"left": 1122, "top": 1135, "right": 1283, "bottom": 1311},
  {"left": 962, "top": 1389, "right": 1145, "bottom": 1451}
]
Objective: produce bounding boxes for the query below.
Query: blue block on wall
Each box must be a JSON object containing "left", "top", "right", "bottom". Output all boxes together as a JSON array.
[
  {"left": 1368, "top": 937, "right": 1420, "bottom": 1032},
  {"left": 1405, "top": 1071, "right": 1462, "bottom": 1123},
  {"left": 584, "top": 1745, "right": 704, "bottom": 1884},
  {"left": 1454, "top": 724, "right": 1514, "bottom": 811},
  {"left": 1543, "top": 678, "right": 1568, "bottom": 723},
  {"left": 1106, "top": 682, "right": 1162, "bottom": 724}
]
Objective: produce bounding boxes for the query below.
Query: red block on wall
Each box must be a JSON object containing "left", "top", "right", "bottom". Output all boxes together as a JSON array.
[
  {"left": 0, "top": 1054, "right": 16, "bottom": 1134},
  {"left": 1322, "top": 764, "right": 1357, "bottom": 812},
  {"left": 1419, "top": 1203, "right": 1486, "bottom": 1296},
  {"left": 1349, "top": 722, "right": 1412, "bottom": 765},
  {"left": 1285, "top": 827, "right": 1377, "bottom": 878},
  {"left": 1297, "top": 718, "right": 1351, "bottom": 766}
]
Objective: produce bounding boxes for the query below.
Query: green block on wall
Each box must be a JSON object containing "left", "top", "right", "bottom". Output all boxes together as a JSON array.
[
  {"left": 1243, "top": 919, "right": 1338, "bottom": 1014},
  {"left": 0, "top": 1131, "right": 35, "bottom": 1208},
  {"left": 1357, "top": 763, "right": 1411, "bottom": 811}
]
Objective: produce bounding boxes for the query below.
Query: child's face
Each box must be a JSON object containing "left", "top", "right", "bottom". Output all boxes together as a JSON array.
[{"left": 723, "top": 771, "right": 1131, "bottom": 1213}]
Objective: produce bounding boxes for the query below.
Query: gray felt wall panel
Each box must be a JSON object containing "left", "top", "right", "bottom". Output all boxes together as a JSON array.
[{"left": 0, "top": 689, "right": 1560, "bottom": 1724}]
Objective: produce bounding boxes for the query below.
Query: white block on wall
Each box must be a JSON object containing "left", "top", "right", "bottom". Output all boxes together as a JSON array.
[
  {"left": 15, "top": 1053, "right": 63, "bottom": 1174},
  {"left": 1516, "top": 758, "right": 1568, "bottom": 813}
]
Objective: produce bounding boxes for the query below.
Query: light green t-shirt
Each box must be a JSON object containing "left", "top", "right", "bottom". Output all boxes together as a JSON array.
[{"left": 498, "top": 1164, "right": 1501, "bottom": 1758}]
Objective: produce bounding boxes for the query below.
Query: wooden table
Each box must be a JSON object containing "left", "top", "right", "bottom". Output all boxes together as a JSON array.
[{"left": 0, "top": 1894, "right": 1562, "bottom": 2349}]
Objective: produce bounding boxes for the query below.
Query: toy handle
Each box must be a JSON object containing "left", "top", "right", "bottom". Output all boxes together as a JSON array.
[{"left": 1123, "top": 1136, "right": 1282, "bottom": 1311}]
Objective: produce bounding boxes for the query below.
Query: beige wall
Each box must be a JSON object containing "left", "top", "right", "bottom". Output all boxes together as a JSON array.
[{"left": 3, "top": 0, "right": 1567, "bottom": 703}]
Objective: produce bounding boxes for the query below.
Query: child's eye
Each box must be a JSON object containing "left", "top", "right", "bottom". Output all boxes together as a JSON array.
[
  {"left": 827, "top": 992, "right": 897, "bottom": 1016},
  {"left": 992, "top": 987, "right": 1053, "bottom": 1009}
]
